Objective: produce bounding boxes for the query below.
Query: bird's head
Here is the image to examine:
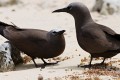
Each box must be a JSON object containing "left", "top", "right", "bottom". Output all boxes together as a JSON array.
[
  {"left": 53, "top": 2, "right": 90, "bottom": 18},
  {"left": 48, "top": 29, "right": 65, "bottom": 43},
  {"left": 50, "top": 29, "right": 65, "bottom": 36}
]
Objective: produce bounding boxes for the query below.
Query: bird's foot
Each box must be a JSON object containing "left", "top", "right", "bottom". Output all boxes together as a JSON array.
[
  {"left": 40, "top": 61, "right": 59, "bottom": 68},
  {"left": 99, "top": 63, "right": 107, "bottom": 68},
  {"left": 79, "top": 64, "right": 92, "bottom": 69},
  {"left": 91, "top": 63, "right": 107, "bottom": 69},
  {"left": 44, "top": 61, "right": 59, "bottom": 65},
  {"left": 100, "top": 62, "right": 105, "bottom": 65},
  {"left": 34, "top": 64, "right": 45, "bottom": 69}
]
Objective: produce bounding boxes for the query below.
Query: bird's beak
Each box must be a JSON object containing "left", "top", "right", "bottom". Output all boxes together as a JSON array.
[
  {"left": 52, "top": 7, "right": 67, "bottom": 13},
  {"left": 58, "top": 30, "right": 66, "bottom": 35}
]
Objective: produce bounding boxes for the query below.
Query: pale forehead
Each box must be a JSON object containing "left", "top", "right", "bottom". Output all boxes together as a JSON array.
[{"left": 51, "top": 29, "right": 63, "bottom": 32}]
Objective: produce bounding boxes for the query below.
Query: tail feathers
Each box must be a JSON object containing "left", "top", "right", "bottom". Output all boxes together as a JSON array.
[
  {"left": 0, "top": 21, "right": 12, "bottom": 26},
  {"left": 10, "top": 22, "right": 22, "bottom": 30},
  {"left": 104, "top": 31, "right": 120, "bottom": 41},
  {"left": 0, "top": 21, "right": 22, "bottom": 31}
]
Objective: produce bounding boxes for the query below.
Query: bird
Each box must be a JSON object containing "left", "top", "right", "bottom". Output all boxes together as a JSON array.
[
  {"left": 0, "top": 21, "right": 65, "bottom": 68},
  {"left": 53, "top": 2, "right": 120, "bottom": 67}
]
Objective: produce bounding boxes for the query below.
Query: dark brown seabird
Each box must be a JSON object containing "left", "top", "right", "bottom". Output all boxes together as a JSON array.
[
  {"left": 0, "top": 21, "right": 65, "bottom": 68},
  {"left": 53, "top": 2, "right": 120, "bottom": 67}
]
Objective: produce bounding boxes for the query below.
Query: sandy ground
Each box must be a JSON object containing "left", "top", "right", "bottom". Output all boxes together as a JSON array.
[{"left": 0, "top": 0, "right": 120, "bottom": 80}]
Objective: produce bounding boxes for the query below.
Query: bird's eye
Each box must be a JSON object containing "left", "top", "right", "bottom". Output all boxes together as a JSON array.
[
  {"left": 52, "top": 31, "right": 57, "bottom": 35},
  {"left": 52, "top": 31, "right": 57, "bottom": 34},
  {"left": 67, "top": 6, "right": 72, "bottom": 10}
]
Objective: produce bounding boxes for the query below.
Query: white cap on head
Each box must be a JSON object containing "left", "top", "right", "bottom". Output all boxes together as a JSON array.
[{"left": 51, "top": 29, "right": 65, "bottom": 32}]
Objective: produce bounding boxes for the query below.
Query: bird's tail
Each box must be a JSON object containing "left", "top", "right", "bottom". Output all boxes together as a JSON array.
[
  {"left": 0, "top": 21, "right": 12, "bottom": 26},
  {"left": 0, "top": 21, "right": 12, "bottom": 36},
  {"left": 0, "top": 21, "right": 22, "bottom": 36},
  {"left": 10, "top": 22, "right": 22, "bottom": 30}
]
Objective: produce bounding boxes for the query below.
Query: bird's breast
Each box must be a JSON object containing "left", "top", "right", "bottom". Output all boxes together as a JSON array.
[{"left": 76, "top": 32, "right": 111, "bottom": 53}]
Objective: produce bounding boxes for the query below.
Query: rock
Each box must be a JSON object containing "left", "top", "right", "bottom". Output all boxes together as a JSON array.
[
  {"left": 0, "top": 41, "right": 15, "bottom": 72},
  {"left": 38, "top": 74, "right": 43, "bottom": 80},
  {"left": 0, "top": 0, "right": 18, "bottom": 7},
  {"left": 92, "top": 0, "right": 120, "bottom": 15},
  {"left": 0, "top": 41, "right": 23, "bottom": 72},
  {"left": 92, "top": 0, "right": 104, "bottom": 12},
  {"left": 9, "top": 41, "right": 23, "bottom": 65}
]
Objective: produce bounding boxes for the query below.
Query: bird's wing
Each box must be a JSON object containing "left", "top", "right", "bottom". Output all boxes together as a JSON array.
[
  {"left": 100, "top": 24, "right": 120, "bottom": 40},
  {"left": 28, "top": 35, "right": 48, "bottom": 45},
  {"left": 22, "top": 31, "right": 49, "bottom": 49},
  {"left": 4, "top": 28, "right": 48, "bottom": 46},
  {"left": 99, "top": 24, "right": 116, "bottom": 35}
]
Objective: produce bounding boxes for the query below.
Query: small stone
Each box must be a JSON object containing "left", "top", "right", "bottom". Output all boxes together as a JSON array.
[{"left": 38, "top": 74, "right": 43, "bottom": 80}]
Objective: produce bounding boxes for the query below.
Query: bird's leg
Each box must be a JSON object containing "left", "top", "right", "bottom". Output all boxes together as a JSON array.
[
  {"left": 89, "top": 56, "right": 93, "bottom": 67},
  {"left": 100, "top": 57, "right": 106, "bottom": 65},
  {"left": 80, "top": 55, "right": 93, "bottom": 68},
  {"left": 41, "top": 58, "right": 47, "bottom": 64},
  {"left": 41, "top": 58, "right": 58, "bottom": 66},
  {"left": 32, "top": 58, "right": 38, "bottom": 67}
]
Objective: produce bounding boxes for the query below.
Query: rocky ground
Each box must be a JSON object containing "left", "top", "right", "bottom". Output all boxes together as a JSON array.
[{"left": 0, "top": 0, "right": 120, "bottom": 80}]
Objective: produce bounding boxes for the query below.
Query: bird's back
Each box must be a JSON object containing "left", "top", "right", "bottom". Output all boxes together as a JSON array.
[
  {"left": 3, "top": 27, "right": 49, "bottom": 57},
  {"left": 77, "top": 22, "right": 120, "bottom": 55},
  {"left": 3, "top": 26, "right": 65, "bottom": 58}
]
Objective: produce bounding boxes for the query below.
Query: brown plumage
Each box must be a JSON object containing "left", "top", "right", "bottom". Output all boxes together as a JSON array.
[
  {"left": 53, "top": 2, "right": 120, "bottom": 67},
  {"left": 0, "top": 21, "right": 65, "bottom": 67}
]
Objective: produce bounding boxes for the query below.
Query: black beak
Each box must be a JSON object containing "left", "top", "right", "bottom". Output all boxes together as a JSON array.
[
  {"left": 52, "top": 7, "right": 67, "bottom": 13},
  {"left": 58, "top": 30, "right": 66, "bottom": 35}
]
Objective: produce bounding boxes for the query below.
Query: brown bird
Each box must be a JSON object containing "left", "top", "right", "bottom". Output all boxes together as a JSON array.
[
  {"left": 53, "top": 2, "right": 120, "bottom": 67},
  {"left": 0, "top": 21, "right": 65, "bottom": 67}
]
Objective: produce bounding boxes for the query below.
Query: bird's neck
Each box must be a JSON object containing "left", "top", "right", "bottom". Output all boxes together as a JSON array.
[
  {"left": 49, "top": 35, "right": 65, "bottom": 48},
  {"left": 73, "top": 13, "right": 93, "bottom": 32},
  {"left": 50, "top": 37, "right": 64, "bottom": 45}
]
